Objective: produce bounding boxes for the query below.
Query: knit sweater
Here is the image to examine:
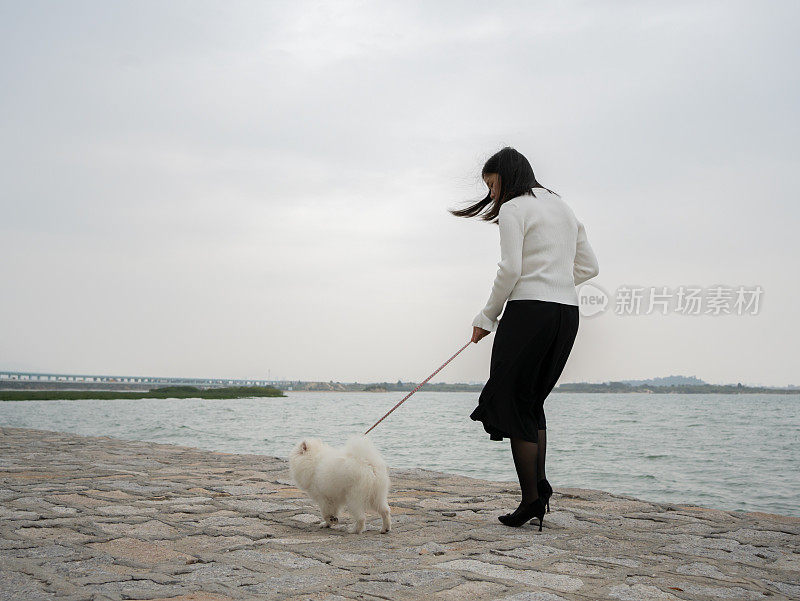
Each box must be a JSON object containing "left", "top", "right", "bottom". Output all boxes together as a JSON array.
[{"left": 472, "top": 188, "right": 600, "bottom": 332}]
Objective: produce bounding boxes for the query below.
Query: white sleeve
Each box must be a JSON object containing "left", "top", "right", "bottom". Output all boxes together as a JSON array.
[
  {"left": 472, "top": 203, "right": 524, "bottom": 332},
  {"left": 573, "top": 219, "right": 599, "bottom": 285}
]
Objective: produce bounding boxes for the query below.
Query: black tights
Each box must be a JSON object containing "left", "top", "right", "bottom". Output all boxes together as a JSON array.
[{"left": 510, "top": 429, "right": 547, "bottom": 504}]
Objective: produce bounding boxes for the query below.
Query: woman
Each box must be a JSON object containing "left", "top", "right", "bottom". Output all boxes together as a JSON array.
[{"left": 450, "top": 147, "right": 599, "bottom": 530}]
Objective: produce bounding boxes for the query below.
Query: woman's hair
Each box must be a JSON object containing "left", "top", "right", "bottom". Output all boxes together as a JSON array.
[{"left": 449, "top": 146, "right": 557, "bottom": 223}]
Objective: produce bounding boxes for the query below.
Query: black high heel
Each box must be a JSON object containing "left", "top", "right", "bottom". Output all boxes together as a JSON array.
[
  {"left": 497, "top": 498, "right": 547, "bottom": 530},
  {"left": 538, "top": 478, "right": 553, "bottom": 513}
]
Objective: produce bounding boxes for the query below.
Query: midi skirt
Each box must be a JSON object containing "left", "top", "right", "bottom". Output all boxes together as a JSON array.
[{"left": 470, "top": 299, "right": 579, "bottom": 443}]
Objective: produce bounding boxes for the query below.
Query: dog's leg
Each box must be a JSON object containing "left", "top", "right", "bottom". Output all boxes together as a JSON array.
[
  {"left": 347, "top": 507, "right": 366, "bottom": 534},
  {"left": 349, "top": 516, "right": 366, "bottom": 534},
  {"left": 379, "top": 504, "right": 391, "bottom": 534},
  {"left": 318, "top": 502, "right": 339, "bottom": 528}
]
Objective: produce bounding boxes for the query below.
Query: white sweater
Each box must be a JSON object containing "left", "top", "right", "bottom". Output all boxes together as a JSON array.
[{"left": 472, "top": 188, "right": 600, "bottom": 332}]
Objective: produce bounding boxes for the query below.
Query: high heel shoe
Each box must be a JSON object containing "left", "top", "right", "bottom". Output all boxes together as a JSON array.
[
  {"left": 538, "top": 478, "right": 553, "bottom": 513},
  {"left": 497, "top": 497, "right": 546, "bottom": 530}
]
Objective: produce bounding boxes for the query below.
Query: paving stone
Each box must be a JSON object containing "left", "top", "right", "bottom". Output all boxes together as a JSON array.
[
  {"left": 148, "top": 594, "right": 235, "bottom": 601},
  {"left": 375, "top": 568, "right": 451, "bottom": 586},
  {"left": 163, "top": 503, "right": 218, "bottom": 514},
  {"left": 674, "top": 561, "right": 730, "bottom": 579},
  {"left": 170, "top": 534, "right": 254, "bottom": 554},
  {"left": 0, "top": 506, "right": 39, "bottom": 519},
  {"left": 89, "top": 537, "right": 196, "bottom": 565},
  {"left": 224, "top": 548, "right": 329, "bottom": 569},
  {"left": 181, "top": 562, "right": 261, "bottom": 585},
  {"left": 99, "top": 481, "right": 172, "bottom": 495},
  {"left": 217, "top": 498, "right": 293, "bottom": 513},
  {"left": 217, "top": 485, "right": 279, "bottom": 496},
  {"left": 11, "top": 496, "right": 58, "bottom": 510},
  {"left": 96, "top": 504, "right": 157, "bottom": 516},
  {"left": 414, "top": 541, "right": 448, "bottom": 555},
  {"left": 574, "top": 554, "right": 641, "bottom": 568},
  {"left": 261, "top": 535, "right": 332, "bottom": 545},
  {"left": 284, "top": 595, "right": 351, "bottom": 601},
  {"left": 11, "top": 543, "right": 81, "bottom": 559},
  {"left": 548, "top": 561, "right": 604, "bottom": 575},
  {"left": 0, "top": 570, "right": 58, "bottom": 600},
  {"left": 13, "top": 526, "right": 92, "bottom": 543},
  {"left": 660, "top": 581, "right": 767, "bottom": 599},
  {"left": 491, "top": 543, "right": 568, "bottom": 561},
  {"left": 434, "top": 580, "right": 507, "bottom": 599},
  {"left": 291, "top": 513, "right": 322, "bottom": 524},
  {"left": 50, "top": 493, "right": 108, "bottom": 507},
  {"left": 435, "top": 559, "right": 583, "bottom": 592},
  {"left": 500, "top": 593, "right": 569, "bottom": 601},
  {"left": 325, "top": 549, "right": 373, "bottom": 564},
  {"left": 347, "top": 579, "right": 406, "bottom": 598},
  {"left": 535, "top": 510, "right": 589, "bottom": 530},
  {"left": 765, "top": 579, "right": 800, "bottom": 598},
  {"left": 96, "top": 519, "right": 180, "bottom": 538},
  {"left": 240, "top": 568, "right": 353, "bottom": 596},
  {"left": 147, "top": 496, "right": 215, "bottom": 505},
  {"left": 608, "top": 583, "right": 679, "bottom": 600},
  {"left": 91, "top": 579, "right": 187, "bottom": 599},
  {"left": 197, "top": 516, "right": 278, "bottom": 538}
]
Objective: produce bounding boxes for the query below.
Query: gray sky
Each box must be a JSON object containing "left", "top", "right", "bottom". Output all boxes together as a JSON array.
[{"left": 1, "top": 1, "right": 798, "bottom": 386}]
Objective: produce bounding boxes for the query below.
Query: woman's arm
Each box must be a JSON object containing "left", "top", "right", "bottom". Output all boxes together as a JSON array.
[
  {"left": 573, "top": 219, "right": 599, "bottom": 285},
  {"left": 472, "top": 202, "right": 524, "bottom": 332}
]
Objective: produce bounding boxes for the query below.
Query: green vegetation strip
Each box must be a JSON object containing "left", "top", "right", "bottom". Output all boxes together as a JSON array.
[{"left": 0, "top": 385, "right": 286, "bottom": 401}]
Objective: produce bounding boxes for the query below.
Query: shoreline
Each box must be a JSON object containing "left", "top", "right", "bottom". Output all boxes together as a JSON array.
[
  {"left": 0, "top": 385, "right": 285, "bottom": 401},
  {"left": 2, "top": 427, "right": 796, "bottom": 521},
  {"left": 1, "top": 426, "right": 798, "bottom": 600},
  {"left": 4, "top": 386, "right": 800, "bottom": 396},
  {"left": 0, "top": 419, "right": 796, "bottom": 517}
]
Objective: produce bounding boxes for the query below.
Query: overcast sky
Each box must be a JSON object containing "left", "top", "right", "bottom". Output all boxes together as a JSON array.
[{"left": 1, "top": 1, "right": 798, "bottom": 386}]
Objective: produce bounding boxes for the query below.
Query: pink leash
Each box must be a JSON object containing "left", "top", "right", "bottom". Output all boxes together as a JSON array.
[{"left": 363, "top": 340, "right": 473, "bottom": 435}]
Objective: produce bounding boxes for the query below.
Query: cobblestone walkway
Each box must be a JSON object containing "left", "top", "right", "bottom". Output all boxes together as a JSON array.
[{"left": 1, "top": 427, "right": 798, "bottom": 600}]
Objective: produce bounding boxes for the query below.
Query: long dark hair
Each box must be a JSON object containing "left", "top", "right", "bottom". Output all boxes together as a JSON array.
[{"left": 449, "top": 146, "right": 557, "bottom": 224}]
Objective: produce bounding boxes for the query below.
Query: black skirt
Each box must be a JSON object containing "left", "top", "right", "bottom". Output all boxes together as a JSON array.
[{"left": 470, "top": 299, "right": 579, "bottom": 443}]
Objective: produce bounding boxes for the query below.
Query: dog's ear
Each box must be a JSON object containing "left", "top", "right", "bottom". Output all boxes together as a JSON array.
[{"left": 300, "top": 440, "right": 307, "bottom": 453}]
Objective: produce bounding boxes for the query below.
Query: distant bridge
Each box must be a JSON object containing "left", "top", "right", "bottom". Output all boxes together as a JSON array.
[{"left": 0, "top": 371, "right": 282, "bottom": 389}]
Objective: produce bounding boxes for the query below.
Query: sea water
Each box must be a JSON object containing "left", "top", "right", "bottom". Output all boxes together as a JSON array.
[{"left": 1, "top": 391, "right": 797, "bottom": 517}]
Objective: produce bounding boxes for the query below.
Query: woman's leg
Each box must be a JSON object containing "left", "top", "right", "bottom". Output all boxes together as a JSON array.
[
  {"left": 509, "top": 436, "right": 540, "bottom": 504},
  {"left": 537, "top": 428, "right": 547, "bottom": 481},
  {"left": 532, "top": 402, "right": 548, "bottom": 481}
]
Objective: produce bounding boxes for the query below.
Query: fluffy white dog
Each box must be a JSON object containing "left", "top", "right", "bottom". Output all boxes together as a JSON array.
[{"left": 288, "top": 434, "right": 391, "bottom": 534}]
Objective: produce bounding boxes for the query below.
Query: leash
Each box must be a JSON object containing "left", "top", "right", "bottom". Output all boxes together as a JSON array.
[{"left": 363, "top": 339, "right": 473, "bottom": 435}]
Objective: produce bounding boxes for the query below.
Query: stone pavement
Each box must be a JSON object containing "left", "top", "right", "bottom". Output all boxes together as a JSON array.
[{"left": 1, "top": 427, "right": 798, "bottom": 601}]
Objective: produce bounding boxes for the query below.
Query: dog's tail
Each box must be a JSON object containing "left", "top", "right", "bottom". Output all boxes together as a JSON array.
[
  {"left": 344, "top": 434, "right": 388, "bottom": 472},
  {"left": 344, "top": 434, "right": 390, "bottom": 503}
]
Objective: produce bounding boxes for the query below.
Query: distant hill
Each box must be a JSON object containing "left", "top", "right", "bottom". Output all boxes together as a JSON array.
[
  {"left": 554, "top": 381, "right": 799, "bottom": 394},
  {"left": 620, "top": 375, "right": 707, "bottom": 387}
]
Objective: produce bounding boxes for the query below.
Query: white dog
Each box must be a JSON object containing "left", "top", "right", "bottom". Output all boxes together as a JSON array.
[{"left": 288, "top": 434, "right": 391, "bottom": 534}]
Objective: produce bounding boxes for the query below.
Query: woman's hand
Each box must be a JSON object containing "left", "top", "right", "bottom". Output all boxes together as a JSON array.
[{"left": 471, "top": 326, "right": 490, "bottom": 344}]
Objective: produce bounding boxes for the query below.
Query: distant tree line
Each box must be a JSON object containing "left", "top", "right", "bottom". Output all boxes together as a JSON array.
[
  {"left": 554, "top": 382, "right": 799, "bottom": 394},
  {"left": 0, "top": 385, "right": 285, "bottom": 401}
]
